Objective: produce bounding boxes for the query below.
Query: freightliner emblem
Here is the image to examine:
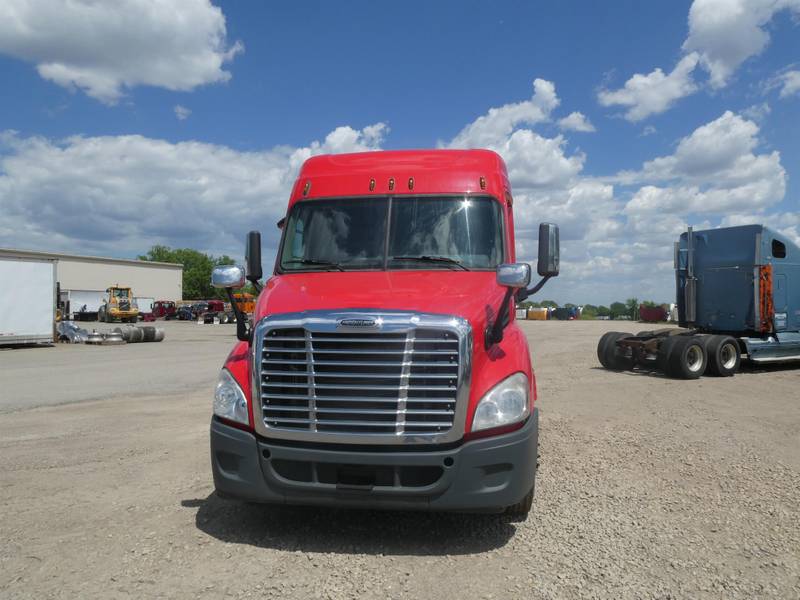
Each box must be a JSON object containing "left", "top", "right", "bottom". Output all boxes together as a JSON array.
[{"left": 337, "top": 318, "right": 379, "bottom": 329}]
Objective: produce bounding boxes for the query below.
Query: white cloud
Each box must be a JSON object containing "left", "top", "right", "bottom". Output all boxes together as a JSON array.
[
  {"left": 683, "top": 0, "right": 800, "bottom": 89},
  {"left": 641, "top": 125, "right": 657, "bottom": 137},
  {"left": 622, "top": 111, "right": 785, "bottom": 214},
  {"left": 0, "top": 124, "right": 386, "bottom": 258},
  {"left": 741, "top": 102, "right": 771, "bottom": 122},
  {"left": 557, "top": 112, "right": 596, "bottom": 132},
  {"left": 0, "top": 0, "right": 243, "bottom": 103},
  {"left": 777, "top": 70, "right": 800, "bottom": 98},
  {"left": 597, "top": 53, "right": 700, "bottom": 121},
  {"left": 446, "top": 79, "right": 582, "bottom": 189},
  {"left": 174, "top": 105, "right": 192, "bottom": 121},
  {"left": 447, "top": 79, "right": 559, "bottom": 148}
]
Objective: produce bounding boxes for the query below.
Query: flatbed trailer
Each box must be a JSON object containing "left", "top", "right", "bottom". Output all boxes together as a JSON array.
[{"left": 598, "top": 225, "right": 800, "bottom": 379}]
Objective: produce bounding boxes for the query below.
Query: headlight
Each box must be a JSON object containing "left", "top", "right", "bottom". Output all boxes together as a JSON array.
[
  {"left": 213, "top": 368, "right": 249, "bottom": 425},
  {"left": 471, "top": 372, "right": 529, "bottom": 432}
]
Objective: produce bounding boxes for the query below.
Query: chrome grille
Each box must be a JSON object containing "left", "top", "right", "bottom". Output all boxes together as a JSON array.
[{"left": 255, "top": 312, "right": 470, "bottom": 444}]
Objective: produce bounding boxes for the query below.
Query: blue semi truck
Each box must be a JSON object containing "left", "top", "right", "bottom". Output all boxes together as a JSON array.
[{"left": 598, "top": 224, "right": 800, "bottom": 379}]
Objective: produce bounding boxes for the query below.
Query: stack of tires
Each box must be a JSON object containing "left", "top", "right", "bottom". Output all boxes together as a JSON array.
[{"left": 597, "top": 332, "right": 741, "bottom": 379}]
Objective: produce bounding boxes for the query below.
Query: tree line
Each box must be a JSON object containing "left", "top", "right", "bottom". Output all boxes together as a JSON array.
[
  {"left": 137, "top": 245, "right": 254, "bottom": 300},
  {"left": 518, "top": 298, "right": 667, "bottom": 320}
]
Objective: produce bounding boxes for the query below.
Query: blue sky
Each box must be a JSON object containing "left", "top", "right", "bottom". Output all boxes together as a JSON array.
[{"left": 1, "top": 0, "right": 798, "bottom": 305}]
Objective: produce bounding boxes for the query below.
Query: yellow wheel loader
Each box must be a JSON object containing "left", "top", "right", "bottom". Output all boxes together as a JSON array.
[{"left": 97, "top": 286, "right": 139, "bottom": 323}]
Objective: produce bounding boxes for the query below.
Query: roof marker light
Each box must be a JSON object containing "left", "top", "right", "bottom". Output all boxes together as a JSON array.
[
  {"left": 302, "top": 180, "right": 311, "bottom": 196},
  {"left": 369, "top": 178, "right": 376, "bottom": 191},
  {"left": 479, "top": 176, "right": 486, "bottom": 190},
  {"left": 388, "top": 177, "right": 395, "bottom": 191},
  {"left": 408, "top": 177, "right": 414, "bottom": 190}
]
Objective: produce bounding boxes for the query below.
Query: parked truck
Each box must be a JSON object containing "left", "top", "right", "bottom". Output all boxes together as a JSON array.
[
  {"left": 208, "top": 149, "right": 560, "bottom": 517},
  {"left": 0, "top": 255, "right": 56, "bottom": 346},
  {"left": 598, "top": 225, "right": 800, "bottom": 378}
]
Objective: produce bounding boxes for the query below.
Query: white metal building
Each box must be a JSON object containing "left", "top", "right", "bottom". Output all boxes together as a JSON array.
[{"left": 0, "top": 248, "right": 183, "bottom": 315}]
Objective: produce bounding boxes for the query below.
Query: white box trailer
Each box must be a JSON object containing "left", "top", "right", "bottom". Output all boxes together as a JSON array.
[{"left": 0, "top": 255, "right": 56, "bottom": 345}]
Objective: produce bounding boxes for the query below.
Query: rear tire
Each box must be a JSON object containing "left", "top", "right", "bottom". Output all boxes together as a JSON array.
[
  {"left": 667, "top": 336, "right": 707, "bottom": 379},
  {"left": 703, "top": 335, "right": 740, "bottom": 377},
  {"left": 657, "top": 336, "right": 680, "bottom": 373},
  {"left": 597, "top": 332, "right": 635, "bottom": 370}
]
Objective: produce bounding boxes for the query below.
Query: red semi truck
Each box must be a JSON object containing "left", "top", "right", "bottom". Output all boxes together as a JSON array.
[{"left": 209, "top": 149, "right": 559, "bottom": 517}]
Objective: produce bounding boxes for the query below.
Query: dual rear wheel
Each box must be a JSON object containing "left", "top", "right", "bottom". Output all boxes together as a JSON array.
[{"left": 658, "top": 334, "right": 740, "bottom": 379}]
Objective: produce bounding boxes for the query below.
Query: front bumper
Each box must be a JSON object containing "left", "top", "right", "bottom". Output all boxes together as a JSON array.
[{"left": 210, "top": 408, "right": 538, "bottom": 513}]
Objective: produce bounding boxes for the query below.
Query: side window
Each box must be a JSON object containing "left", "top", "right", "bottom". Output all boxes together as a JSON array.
[{"left": 772, "top": 239, "right": 786, "bottom": 259}]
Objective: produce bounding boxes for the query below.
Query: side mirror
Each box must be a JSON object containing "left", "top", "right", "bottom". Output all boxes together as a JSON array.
[
  {"left": 211, "top": 265, "right": 246, "bottom": 289},
  {"left": 245, "top": 230, "right": 263, "bottom": 282},
  {"left": 496, "top": 263, "right": 531, "bottom": 289},
  {"left": 537, "top": 223, "right": 560, "bottom": 277}
]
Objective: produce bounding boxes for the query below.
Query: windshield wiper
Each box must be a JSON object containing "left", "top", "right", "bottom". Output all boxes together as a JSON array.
[
  {"left": 283, "top": 259, "right": 345, "bottom": 271},
  {"left": 390, "top": 255, "right": 470, "bottom": 271}
]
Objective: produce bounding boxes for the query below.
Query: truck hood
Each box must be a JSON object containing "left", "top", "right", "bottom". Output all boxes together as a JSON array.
[{"left": 257, "top": 271, "right": 506, "bottom": 341}]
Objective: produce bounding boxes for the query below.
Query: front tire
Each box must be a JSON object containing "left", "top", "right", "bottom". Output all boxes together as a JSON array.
[{"left": 505, "top": 485, "right": 534, "bottom": 521}]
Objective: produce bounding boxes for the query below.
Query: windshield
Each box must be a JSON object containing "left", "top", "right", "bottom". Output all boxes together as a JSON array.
[{"left": 279, "top": 196, "right": 504, "bottom": 272}]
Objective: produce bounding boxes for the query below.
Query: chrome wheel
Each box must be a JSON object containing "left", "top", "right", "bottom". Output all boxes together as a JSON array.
[
  {"left": 686, "top": 344, "right": 704, "bottom": 373},
  {"left": 720, "top": 342, "right": 738, "bottom": 370}
]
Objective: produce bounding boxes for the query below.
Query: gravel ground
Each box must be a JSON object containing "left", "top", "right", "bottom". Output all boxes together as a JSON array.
[{"left": 1, "top": 319, "right": 799, "bottom": 599}]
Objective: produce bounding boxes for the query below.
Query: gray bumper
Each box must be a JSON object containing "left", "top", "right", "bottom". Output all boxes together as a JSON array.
[{"left": 210, "top": 409, "right": 538, "bottom": 513}]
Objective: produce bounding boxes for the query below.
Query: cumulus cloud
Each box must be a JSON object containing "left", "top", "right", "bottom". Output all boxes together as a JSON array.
[
  {"left": 557, "top": 112, "right": 596, "bottom": 132},
  {"left": 446, "top": 79, "right": 559, "bottom": 148},
  {"left": 174, "top": 105, "right": 192, "bottom": 121},
  {"left": 597, "top": 53, "right": 700, "bottom": 122},
  {"left": 0, "top": 0, "right": 243, "bottom": 103},
  {"left": 621, "top": 111, "right": 785, "bottom": 214},
  {"left": 0, "top": 124, "right": 386, "bottom": 258},
  {"left": 683, "top": 0, "right": 800, "bottom": 89},
  {"left": 598, "top": 1, "right": 800, "bottom": 121}
]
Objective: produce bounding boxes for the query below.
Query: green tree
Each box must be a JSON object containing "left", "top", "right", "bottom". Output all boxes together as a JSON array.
[
  {"left": 539, "top": 300, "right": 558, "bottom": 308},
  {"left": 596, "top": 305, "right": 611, "bottom": 317},
  {"left": 609, "top": 302, "right": 627, "bottom": 319},
  {"left": 625, "top": 297, "right": 639, "bottom": 320},
  {"left": 138, "top": 246, "right": 236, "bottom": 300}
]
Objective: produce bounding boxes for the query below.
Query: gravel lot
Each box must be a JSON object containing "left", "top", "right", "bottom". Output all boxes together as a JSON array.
[{"left": 1, "top": 319, "right": 798, "bottom": 599}]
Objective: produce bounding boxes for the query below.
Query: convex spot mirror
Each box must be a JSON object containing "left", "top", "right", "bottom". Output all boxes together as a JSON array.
[
  {"left": 537, "top": 223, "right": 560, "bottom": 277},
  {"left": 211, "top": 265, "right": 246, "bottom": 289},
  {"left": 497, "top": 263, "right": 531, "bottom": 288}
]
